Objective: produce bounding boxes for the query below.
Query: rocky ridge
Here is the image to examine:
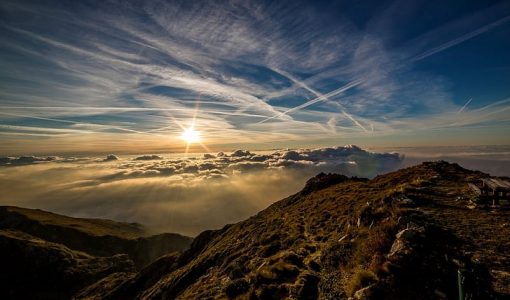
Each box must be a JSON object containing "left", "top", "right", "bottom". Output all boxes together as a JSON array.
[
  {"left": 1, "top": 161, "right": 509, "bottom": 299},
  {"left": 76, "top": 161, "right": 510, "bottom": 299}
]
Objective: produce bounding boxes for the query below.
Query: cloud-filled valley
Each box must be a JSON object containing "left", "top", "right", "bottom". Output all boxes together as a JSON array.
[
  {"left": 0, "top": 145, "right": 403, "bottom": 235},
  {"left": 1, "top": 144, "right": 509, "bottom": 236}
]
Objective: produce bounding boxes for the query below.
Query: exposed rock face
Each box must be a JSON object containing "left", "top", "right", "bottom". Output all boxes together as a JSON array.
[
  {"left": 353, "top": 284, "right": 376, "bottom": 300},
  {"left": 387, "top": 226, "right": 426, "bottom": 260}
]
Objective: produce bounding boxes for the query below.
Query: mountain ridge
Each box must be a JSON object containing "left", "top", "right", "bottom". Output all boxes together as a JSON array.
[
  {"left": 77, "top": 161, "right": 510, "bottom": 299},
  {"left": 0, "top": 206, "right": 192, "bottom": 269},
  {"left": 1, "top": 161, "right": 509, "bottom": 299}
]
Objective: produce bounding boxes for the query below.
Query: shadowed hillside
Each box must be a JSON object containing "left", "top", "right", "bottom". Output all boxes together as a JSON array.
[
  {"left": 0, "top": 229, "right": 135, "bottom": 299},
  {"left": 74, "top": 161, "right": 510, "bottom": 299},
  {"left": 0, "top": 206, "right": 192, "bottom": 268},
  {"left": 0, "top": 206, "right": 192, "bottom": 300}
]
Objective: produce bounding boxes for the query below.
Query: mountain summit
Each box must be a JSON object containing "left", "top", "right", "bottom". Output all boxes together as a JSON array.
[{"left": 1, "top": 161, "right": 509, "bottom": 299}]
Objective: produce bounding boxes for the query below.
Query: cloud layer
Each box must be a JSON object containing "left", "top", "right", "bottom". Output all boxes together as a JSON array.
[
  {"left": 0, "top": 146, "right": 403, "bottom": 235},
  {"left": 1, "top": 144, "right": 509, "bottom": 235}
]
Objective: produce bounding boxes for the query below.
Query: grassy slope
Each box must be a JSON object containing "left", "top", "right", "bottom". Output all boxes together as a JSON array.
[
  {"left": 0, "top": 229, "right": 135, "bottom": 300},
  {"left": 81, "top": 161, "right": 510, "bottom": 299},
  {"left": 0, "top": 206, "right": 193, "bottom": 269},
  {"left": 2, "top": 206, "right": 146, "bottom": 238}
]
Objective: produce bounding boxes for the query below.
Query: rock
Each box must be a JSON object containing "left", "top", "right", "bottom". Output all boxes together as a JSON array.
[
  {"left": 396, "top": 226, "right": 424, "bottom": 240},
  {"left": 399, "top": 198, "right": 415, "bottom": 207},
  {"left": 353, "top": 284, "right": 375, "bottom": 300},
  {"left": 296, "top": 272, "right": 320, "bottom": 299},
  {"left": 388, "top": 238, "right": 407, "bottom": 259},
  {"left": 388, "top": 226, "right": 425, "bottom": 259}
]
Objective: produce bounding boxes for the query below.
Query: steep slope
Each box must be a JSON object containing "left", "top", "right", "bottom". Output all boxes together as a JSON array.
[
  {"left": 0, "top": 206, "right": 192, "bottom": 268},
  {"left": 0, "top": 229, "right": 134, "bottom": 300},
  {"left": 78, "top": 161, "right": 510, "bottom": 299},
  {"left": 0, "top": 206, "right": 146, "bottom": 238}
]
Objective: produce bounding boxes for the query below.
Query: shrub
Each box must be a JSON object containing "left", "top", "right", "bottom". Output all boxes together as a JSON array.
[
  {"left": 282, "top": 252, "right": 303, "bottom": 267},
  {"left": 320, "top": 241, "right": 352, "bottom": 269},
  {"left": 346, "top": 270, "right": 377, "bottom": 296},
  {"left": 225, "top": 278, "right": 249, "bottom": 298},
  {"left": 227, "top": 258, "right": 248, "bottom": 279},
  {"left": 257, "top": 284, "right": 288, "bottom": 300},
  {"left": 260, "top": 241, "right": 281, "bottom": 257},
  {"left": 255, "top": 261, "right": 300, "bottom": 284}
]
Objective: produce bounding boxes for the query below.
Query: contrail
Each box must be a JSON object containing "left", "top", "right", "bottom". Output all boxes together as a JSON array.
[
  {"left": 259, "top": 15, "right": 510, "bottom": 126},
  {"left": 257, "top": 78, "right": 363, "bottom": 124},
  {"left": 0, "top": 111, "right": 163, "bottom": 136},
  {"left": 0, "top": 106, "right": 271, "bottom": 118},
  {"left": 274, "top": 69, "right": 324, "bottom": 100},
  {"left": 342, "top": 111, "right": 368, "bottom": 133},
  {"left": 457, "top": 98, "right": 473, "bottom": 114},
  {"left": 0, "top": 124, "right": 94, "bottom": 134},
  {"left": 472, "top": 97, "right": 510, "bottom": 112},
  {"left": 411, "top": 15, "right": 510, "bottom": 62},
  {"left": 447, "top": 105, "right": 510, "bottom": 128}
]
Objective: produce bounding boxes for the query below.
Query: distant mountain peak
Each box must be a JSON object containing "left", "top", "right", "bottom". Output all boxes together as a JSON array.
[{"left": 301, "top": 172, "right": 364, "bottom": 195}]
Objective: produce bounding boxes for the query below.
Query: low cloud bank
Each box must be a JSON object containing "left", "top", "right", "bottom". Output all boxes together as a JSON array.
[
  {"left": 0, "top": 145, "right": 403, "bottom": 235},
  {"left": 1, "top": 145, "right": 507, "bottom": 235},
  {"left": 88, "top": 145, "right": 403, "bottom": 184},
  {"left": 103, "top": 154, "right": 120, "bottom": 162},
  {"left": 0, "top": 156, "right": 56, "bottom": 165},
  {"left": 134, "top": 155, "right": 164, "bottom": 161},
  {"left": 0, "top": 156, "right": 87, "bottom": 166}
]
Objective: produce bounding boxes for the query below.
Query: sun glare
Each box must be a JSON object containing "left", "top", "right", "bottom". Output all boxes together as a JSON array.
[{"left": 181, "top": 127, "right": 201, "bottom": 144}]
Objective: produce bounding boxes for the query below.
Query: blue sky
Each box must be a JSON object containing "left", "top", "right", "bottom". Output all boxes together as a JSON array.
[{"left": 0, "top": 0, "right": 509, "bottom": 154}]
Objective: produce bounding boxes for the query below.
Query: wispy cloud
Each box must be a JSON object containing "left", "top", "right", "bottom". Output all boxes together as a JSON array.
[
  {"left": 457, "top": 98, "right": 473, "bottom": 114},
  {"left": 0, "top": 0, "right": 509, "bottom": 154},
  {"left": 410, "top": 15, "right": 510, "bottom": 62}
]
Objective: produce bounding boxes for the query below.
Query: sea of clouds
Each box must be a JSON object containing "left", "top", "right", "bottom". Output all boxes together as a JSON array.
[
  {"left": 1, "top": 144, "right": 508, "bottom": 236},
  {"left": 0, "top": 145, "right": 403, "bottom": 236}
]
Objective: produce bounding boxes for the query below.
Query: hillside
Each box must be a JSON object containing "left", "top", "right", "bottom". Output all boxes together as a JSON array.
[
  {"left": 1, "top": 161, "right": 509, "bottom": 299},
  {"left": 0, "top": 229, "right": 135, "bottom": 299},
  {"left": 1, "top": 206, "right": 146, "bottom": 238},
  {"left": 76, "top": 161, "right": 510, "bottom": 299},
  {"left": 0, "top": 206, "right": 192, "bottom": 300},
  {"left": 0, "top": 206, "right": 192, "bottom": 268}
]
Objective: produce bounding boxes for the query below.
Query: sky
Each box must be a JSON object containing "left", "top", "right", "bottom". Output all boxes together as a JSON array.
[{"left": 0, "top": 0, "right": 509, "bottom": 155}]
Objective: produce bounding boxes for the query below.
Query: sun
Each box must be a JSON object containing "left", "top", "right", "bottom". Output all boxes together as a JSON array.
[{"left": 181, "top": 127, "right": 201, "bottom": 144}]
